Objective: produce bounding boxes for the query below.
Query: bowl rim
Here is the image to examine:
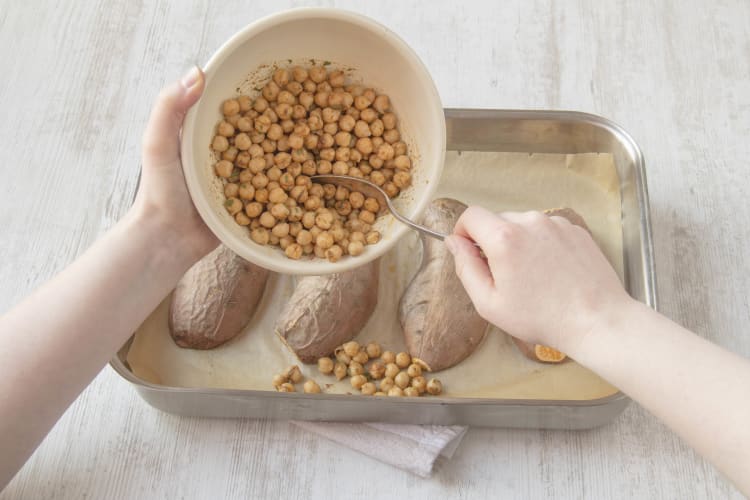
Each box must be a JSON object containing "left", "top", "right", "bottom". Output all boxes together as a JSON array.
[{"left": 180, "top": 7, "right": 446, "bottom": 275}]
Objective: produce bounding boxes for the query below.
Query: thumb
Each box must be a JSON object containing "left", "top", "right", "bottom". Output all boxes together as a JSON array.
[
  {"left": 142, "top": 66, "right": 205, "bottom": 168},
  {"left": 445, "top": 235, "right": 495, "bottom": 314}
]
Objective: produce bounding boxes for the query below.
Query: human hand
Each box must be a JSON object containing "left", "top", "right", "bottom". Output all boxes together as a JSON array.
[
  {"left": 445, "top": 207, "right": 631, "bottom": 353},
  {"left": 131, "top": 66, "right": 218, "bottom": 262}
]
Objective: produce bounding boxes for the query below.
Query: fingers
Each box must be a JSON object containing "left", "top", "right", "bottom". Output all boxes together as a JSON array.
[
  {"left": 445, "top": 235, "right": 495, "bottom": 312},
  {"left": 142, "top": 66, "right": 205, "bottom": 168}
]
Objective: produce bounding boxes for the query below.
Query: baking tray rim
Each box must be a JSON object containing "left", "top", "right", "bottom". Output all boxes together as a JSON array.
[{"left": 110, "top": 107, "right": 655, "bottom": 410}]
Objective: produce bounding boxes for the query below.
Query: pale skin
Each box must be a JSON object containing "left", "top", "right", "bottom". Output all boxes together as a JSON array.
[{"left": 0, "top": 69, "right": 747, "bottom": 495}]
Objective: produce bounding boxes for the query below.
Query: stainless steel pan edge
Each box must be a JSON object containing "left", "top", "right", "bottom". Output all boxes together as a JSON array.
[{"left": 110, "top": 108, "right": 655, "bottom": 429}]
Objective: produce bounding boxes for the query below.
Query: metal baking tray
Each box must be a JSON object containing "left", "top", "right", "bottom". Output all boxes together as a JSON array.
[{"left": 111, "top": 109, "right": 656, "bottom": 429}]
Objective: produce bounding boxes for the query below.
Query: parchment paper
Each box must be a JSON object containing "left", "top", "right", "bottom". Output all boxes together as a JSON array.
[{"left": 127, "top": 151, "right": 622, "bottom": 400}]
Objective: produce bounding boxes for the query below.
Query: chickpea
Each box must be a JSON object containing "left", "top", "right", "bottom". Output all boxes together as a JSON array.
[
  {"left": 372, "top": 94, "right": 390, "bottom": 113},
  {"left": 251, "top": 227, "right": 270, "bottom": 245},
  {"left": 251, "top": 173, "right": 269, "bottom": 190},
  {"left": 317, "top": 357, "right": 334, "bottom": 374},
  {"left": 314, "top": 91, "right": 329, "bottom": 108},
  {"left": 271, "top": 203, "right": 290, "bottom": 220},
  {"left": 296, "top": 229, "right": 313, "bottom": 246},
  {"left": 217, "top": 120, "right": 234, "bottom": 137},
  {"left": 383, "top": 128, "right": 400, "bottom": 144},
  {"left": 338, "top": 114, "right": 355, "bottom": 132},
  {"left": 353, "top": 120, "right": 371, "bottom": 138},
  {"left": 328, "top": 69, "right": 345, "bottom": 87},
  {"left": 403, "top": 387, "right": 420, "bottom": 398},
  {"left": 287, "top": 82, "right": 303, "bottom": 97},
  {"left": 245, "top": 202, "right": 263, "bottom": 218},
  {"left": 355, "top": 137, "right": 374, "bottom": 156},
  {"left": 236, "top": 183, "right": 254, "bottom": 200},
  {"left": 395, "top": 352, "right": 411, "bottom": 368},
  {"left": 426, "top": 378, "right": 443, "bottom": 396},
  {"left": 376, "top": 143, "right": 395, "bottom": 161},
  {"left": 364, "top": 342, "right": 382, "bottom": 359},
  {"left": 393, "top": 171, "right": 412, "bottom": 189},
  {"left": 289, "top": 222, "right": 302, "bottom": 237},
  {"left": 235, "top": 212, "right": 251, "bottom": 226},
  {"left": 360, "top": 382, "right": 377, "bottom": 396},
  {"left": 222, "top": 197, "right": 241, "bottom": 215},
  {"left": 384, "top": 362, "right": 400, "bottom": 380},
  {"left": 309, "top": 65, "right": 327, "bottom": 83},
  {"left": 362, "top": 197, "right": 379, "bottom": 213},
  {"left": 334, "top": 131, "right": 351, "bottom": 147},
  {"left": 303, "top": 380, "right": 321, "bottom": 394},
  {"left": 347, "top": 240, "right": 364, "bottom": 256},
  {"left": 393, "top": 141, "right": 408, "bottom": 156},
  {"left": 277, "top": 382, "right": 296, "bottom": 393},
  {"left": 222, "top": 99, "right": 240, "bottom": 116},
  {"left": 382, "top": 112, "right": 397, "bottom": 130},
  {"left": 258, "top": 212, "right": 275, "bottom": 229},
  {"left": 369, "top": 170, "right": 386, "bottom": 186},
  {"left": 325, "top": 245, "right": 343, "bottom": 262},
  {"left": 365, "top": 231, "right": 381, "bottom": 245},
  {"left": 370, "top": 119, "right": 384, "bottom": 137},
  {"left": 284, "top": 243, "right": 303, "bottom": 260},
  {"left": 304, "top": 196, "right": 321, "bottom": 211},
  {"left": 352, "top": 351, "right": 369, "bottom": 364},
  {"left": 302, "top": 243, "right": 314, "bottom": 254},
  {"left": 291, "top": 148, "right": 308, "bottom": 163},
  {"left": 335, "top": 347, "right": 352, "bottom": 365},
  {"left": 394, "top": 155, "right": 411, "bottom": 169},
  {"left": 279, "top": 236, "right": 293, "bottom": 250},
  {"left": 406, "top": 363, "right": 423, "bottom": 378},
  {"left": 222, "top": 147, "right": 239, "bottom": 163},
  {"left": 379, "top": 377, "right": 395, "bottom": 392},
  {"left": 356, "top": 210, "right": 374, "bottom": 225},
  {"left": 348, "top": 360, "right": 364, "bottom": 377},
  {"left": 254, "top": 188, "right": 269, "bottom": 203},
  {"left": 272, "top": 373, "right": 288, "bottom": 388},
  {"left": 289, "top": 66, "right": 307, "bottom": 83},
  {"left": 214, "top": 160, "right": 233, "bottom": 178},
  {"left": 316, "top": 231, "right": 334, "bottom": 250},
  {"left": 272, "top": 223, "right": 290, "bottom": 238},
  {"left": 328, "top": 91, "right": 344, "bottom": 110},
  {"left": 334, "top": 147, "right": 351, "bottom": 162},
  {"left": 282, "top": 365, "right": 303, "bottom": 384},
  {"left": 350, "top": 374, "right": 367, "bottom": 390},
  {"left": 354, "top": 95, "right": 371, "bottom": 110},
  {"left": 339, "top": 341, "right": 359, "bottom": 358},
  {"left": 288, "top": 206, "right": 304, "bottom": 222},
  {"left": 369, "top": 156, "right": 384, "bottom": 169},
  {"left": 350, "top": 231, "right": 366, "bottom": 244},
  {"left": 383, "top": 182, "right": 399, "bottom": 198},
  {"left": 226, "top": 114, "right": 241, "bottom": 127},
  {"left": 211, "top": 135, "right": 229, "bottom": 152},
  {"left": 315, "top": 211, "right": 334, "bottom": 230},
  {"left": 368, "top": 361, "right": 385, "bottom": 380},
  {"left": 262, "top": 81, "right": 280, "bottom": 101},
  {"left": 381, "top": 351, "right": 396, "bottom": 364},
  {"left": 224, "top": 183, "right": 239, "bottom": 198},
  {"left": 387, "top": 387, "right": 404, "bottom": 397},
  {"left": 266, "top": 187, "right": 287, "bottom": 204},
  {"left": 333, "top": 361, "right": 347, "bottom": 380},
  {"left": 411, "top": 376, "right": 427, "bottom": 394},
  {"left": 360, "top": 108, "right": 378, "bottom": 123}
]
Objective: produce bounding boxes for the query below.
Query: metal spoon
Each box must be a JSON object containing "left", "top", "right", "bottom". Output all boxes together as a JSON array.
[{"left": 311, "top": 175, "right": 451, "bottom": 241}]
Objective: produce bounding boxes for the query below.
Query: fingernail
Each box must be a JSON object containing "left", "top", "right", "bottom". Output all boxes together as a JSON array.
[
  {"left": 444, "top": 236, "right": 457, "bottom": 255},
  {"left": 181, "top": 65, "right": 202, "bottom": 89}
]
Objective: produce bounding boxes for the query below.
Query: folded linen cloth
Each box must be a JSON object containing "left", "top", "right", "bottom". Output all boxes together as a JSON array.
[{"left": 291, "top": 421, "right": 467, "bottom": 477}]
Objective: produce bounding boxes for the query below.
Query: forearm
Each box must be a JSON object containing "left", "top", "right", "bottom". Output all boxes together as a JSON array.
[
  {"left": 569, "top": 299, "right": 750, "bottom": 494},
  {"left": 0, "top": 208, "right": 198, "bottom": 488}
]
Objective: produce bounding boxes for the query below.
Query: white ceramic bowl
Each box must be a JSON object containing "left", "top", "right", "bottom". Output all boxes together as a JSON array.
[{"left": 181, "top": 8, "right": 445, "bottom": 274}]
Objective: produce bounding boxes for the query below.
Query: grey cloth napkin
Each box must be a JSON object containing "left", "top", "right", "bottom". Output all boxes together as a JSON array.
[{"left": 292, "top": 421, "right": 467, "bottom": 477}]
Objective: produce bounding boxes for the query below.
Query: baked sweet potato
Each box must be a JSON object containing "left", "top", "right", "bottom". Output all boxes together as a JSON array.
[
  {"left": 511, "top": 207, "right": 591, "bottom": 363},
  {"left": 399, "top": 198, "right": 489, "bottom": 372},
  {"left": 169, "top": 245, "right": 269, "bottom": 349},
  {"left": 275, "top": 260, "right": 379, "bottom": 363}
]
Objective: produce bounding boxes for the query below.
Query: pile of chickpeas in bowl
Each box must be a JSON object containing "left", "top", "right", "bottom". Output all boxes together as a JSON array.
[{"left": 209, "top": 64, "right": 413, "bottom": 262}]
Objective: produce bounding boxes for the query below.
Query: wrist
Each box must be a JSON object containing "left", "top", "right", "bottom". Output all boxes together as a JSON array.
[
  {"left": 123, "top": 202, "right": 204, "bottom": 273},
  {"left": 559, "top": 293, "right": 646, "bottom": 361}
]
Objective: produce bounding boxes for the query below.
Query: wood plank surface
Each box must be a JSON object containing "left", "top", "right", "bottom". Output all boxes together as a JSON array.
[{"left": 0, "top": 0, "right": 748, "bottom": 498}]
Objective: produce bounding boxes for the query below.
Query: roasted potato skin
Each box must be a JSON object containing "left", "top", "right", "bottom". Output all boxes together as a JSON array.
[
  {"left": 275, "top": 260, "right": 379, "bottom": 363},
  {"left": 399, "top": 198, "right": 489, "bottom": 371},
  {"left": 169, "top": 245, "right": 269, "bottom": 349}
]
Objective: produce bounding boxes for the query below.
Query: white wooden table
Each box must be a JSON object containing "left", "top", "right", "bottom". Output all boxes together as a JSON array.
[{"left": 1, "top": 1, "right": 748, "bottom": 498}]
